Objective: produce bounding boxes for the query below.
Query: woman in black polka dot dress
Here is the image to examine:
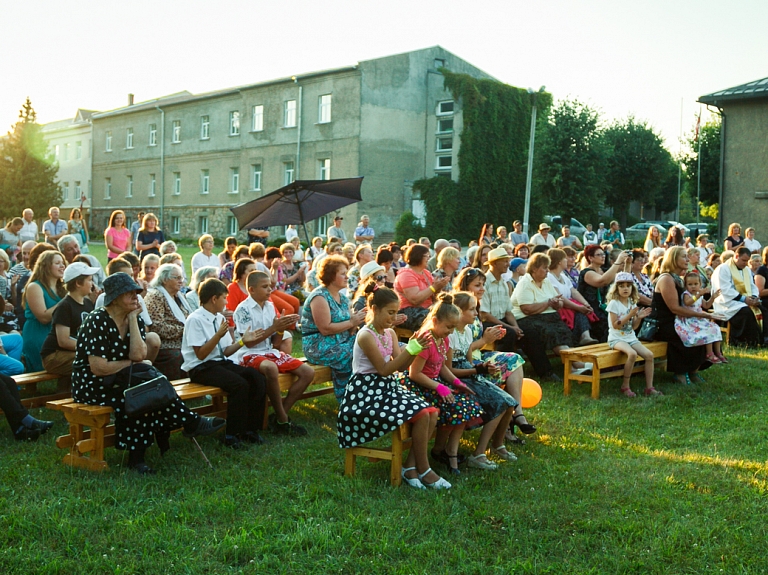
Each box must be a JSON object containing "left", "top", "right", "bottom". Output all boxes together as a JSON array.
[{"left": 72, "top": 273, "right": 225, "bottom": 474}]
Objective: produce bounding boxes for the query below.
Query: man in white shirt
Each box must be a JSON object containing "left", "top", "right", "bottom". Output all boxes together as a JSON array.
[
  {"left": 712, "top": 247, "right": 763, "bottom": 346},
  {"left": 596, "top": 223, "right": 606, "bottom": 242},
  {"left": 583, "top": 224, "right": 598, "bottom": 246},
  {"left": 19, "top": 209, "right": 38, "bottom": 243},
  {"left": 530, "top": 223, "right": 556, "bottom": 248}
]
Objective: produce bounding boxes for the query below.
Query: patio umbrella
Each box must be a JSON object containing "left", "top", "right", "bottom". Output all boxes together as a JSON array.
[{"left": 230, "top": 177, "right": 364, "bottom": 245}]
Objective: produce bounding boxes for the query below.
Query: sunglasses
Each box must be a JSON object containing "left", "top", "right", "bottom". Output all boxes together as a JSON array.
[
  {"left": 465, "top": 267, "right": 482, "bottom": 278},
  {"left": 374, "top": 274, "right": 387, "bottom": 281}
]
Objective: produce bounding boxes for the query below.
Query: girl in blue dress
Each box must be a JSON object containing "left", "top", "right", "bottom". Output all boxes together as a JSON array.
[{"left": 22, "top": 251, "right": 65, "bottom": 372}]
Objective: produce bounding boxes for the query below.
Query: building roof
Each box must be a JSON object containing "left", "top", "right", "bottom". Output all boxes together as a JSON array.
[{"left": 699, "top": 77, "right": 768, "bottom": 105}]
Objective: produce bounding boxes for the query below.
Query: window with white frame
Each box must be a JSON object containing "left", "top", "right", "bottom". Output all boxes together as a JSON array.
[
  {"left": 436, "top": 137, "right": 453, "bottom": 152},
  {"left": 105, "top": 131, "right": 112, "bottom": 151},
  {"left": 173, "top": 172, "right": 181, "bottom": 195},
  {"left": 126, "top": 175, "right": 133, "bottom": 197},
  {"left": 435, "top": 156, "right": 452, "bottom": 170},
  {"left": 229, "top": 111, "right": 240, "bottom": 136},
  {"left": 318, "top": 94, "right": 332, "bottom": 123},
  {"left": 172, "top": 120, "right": 181, "bottom": 143},
  {"left": 126, "top": 128, "right": 134, "bottom": 149},
  {"left": 314, "top": 215, "right": 328, "bottom": 236},
  {"left": 62, "top": 182, "right": 69, "bottom": 200},
  {"left": 228, "top": 216, "right": 238, "bottom": 235},
  {"left": 283, "top": 161, "right": 294, "bottom": 185},
  {"left": 284, "top": 100, "right": 297, "bottom": 127},
  {"left": 200, "top": 116, "right": 209, "bottom": 140},
  {"left": 319, "top": 158, "right": 330, "bottom": 180},
  {"left": 199, "top": 216, "right": 209, "bottom": 234},
  {"left": 201, "top": 169, "right": 210, "bottom": 194},
  {"left": 252, "top": 105, "right": 263, "bottom": 131},
  {"left": 76, "top": 141, "right": 82, "bottom": 160},
  {"left": 74, "top": 181, "right": 81, "bottom": 200},
  {"left": 230, "top": 167, "right": 239, "bottom": 193},
  {"left": 436, "top": 100, "right": 454, "bottom": 115},
  {"left": 149, "top": 124, "right": 157, "bottom": 146},
  {"left": 171, "top": 216, "right": 180, "bottom": 234},
  {"left": 149, "top": 174, "right": 156, "bottom": 197},
  {"left": 64, "top": 143, "right": 69, "bottom": 161},
  {"left": 105, "top": 178, "right": 111, "bottom": 199},
  {"left": 251, "top": 164, "right": 262, "bottom": 191},
  {"left": 436, "top": 118, "right": 453, "bottom": 134}
]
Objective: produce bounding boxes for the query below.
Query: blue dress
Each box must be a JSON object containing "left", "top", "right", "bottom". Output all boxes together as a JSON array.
[
  {"left": 301, "top": 287, "right": 355, "bottom": 400},
  {"left": 22, "top": 281, "right": 62, "bottom": 372}
]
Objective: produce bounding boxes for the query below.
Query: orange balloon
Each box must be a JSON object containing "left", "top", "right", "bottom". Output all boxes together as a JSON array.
[{"left": 521, "top": 378, "right": 542, "bottom": 409}]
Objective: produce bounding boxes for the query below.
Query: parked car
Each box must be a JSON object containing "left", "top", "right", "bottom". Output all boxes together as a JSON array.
[
  {"left": 545, "top": 216, "right": 587, "bottom": 238},
  {"left": 646, "top": 220, "right": 690, "bottom": 235},
  {"left": 625, "top": 222, "right": 667, "bottom": 241}
]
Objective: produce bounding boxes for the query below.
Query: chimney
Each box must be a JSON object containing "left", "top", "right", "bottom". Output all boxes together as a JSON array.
[{"left": 128, "top": 93, "right": 134, "bottom": 106}]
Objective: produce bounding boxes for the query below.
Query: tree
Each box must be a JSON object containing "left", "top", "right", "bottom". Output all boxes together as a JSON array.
[
  {"left": 603, "top": 117, "right": 676, "bottom": 229},
  {"left": 535, "top": 99, "right": 607, "bottom": 228},
  {"left": 681, "top": 116, "right": 721, "bottom": 207},
  {"left": 0, "top": 98, "right": 61, "bottom": 220}
]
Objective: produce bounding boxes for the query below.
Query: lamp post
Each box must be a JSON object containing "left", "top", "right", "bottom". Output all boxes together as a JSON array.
[{"left": 523, "top": 86, "right": 546, "bottom": 237}]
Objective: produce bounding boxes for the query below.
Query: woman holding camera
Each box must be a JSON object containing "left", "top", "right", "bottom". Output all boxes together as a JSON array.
[{"left": 577, "top": 245, "right": 631, "bottom": 343}]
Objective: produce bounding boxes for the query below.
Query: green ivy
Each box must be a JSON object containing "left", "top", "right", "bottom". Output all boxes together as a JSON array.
[{"left": 415, "top": 71, "right": 552, "bottom": 244}]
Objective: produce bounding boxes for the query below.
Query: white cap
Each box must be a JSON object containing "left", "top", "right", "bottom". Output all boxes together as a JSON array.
[{"left": 63, "top": 262, "right": 101, "bottom": 283}]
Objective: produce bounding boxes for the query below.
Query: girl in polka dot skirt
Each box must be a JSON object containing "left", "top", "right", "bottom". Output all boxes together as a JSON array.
[
  {"left": 406, "top": 293, "right": 484, "bottom": 476},
  {"left": 337, "top": 285, "right": 451, "bottom": 490}
]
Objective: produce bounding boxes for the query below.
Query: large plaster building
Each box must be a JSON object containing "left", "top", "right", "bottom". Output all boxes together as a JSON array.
[
  {"left": 89, "top": 46, "right": 494, "bottom": 241},
  {"left": 699, "top": 77, "right": 768, "bottom": 237}
]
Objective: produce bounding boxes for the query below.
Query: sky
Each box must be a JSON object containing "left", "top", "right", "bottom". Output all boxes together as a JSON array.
[{"left": 2, "top": 0, "right": 767, "bottom": 154}]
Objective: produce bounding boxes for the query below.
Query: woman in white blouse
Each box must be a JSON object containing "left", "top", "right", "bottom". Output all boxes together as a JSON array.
[{"left": 546, "top": 249, "right": 598, "bottom": 346}]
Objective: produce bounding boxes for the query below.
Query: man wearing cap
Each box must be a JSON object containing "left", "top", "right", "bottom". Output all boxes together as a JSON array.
[
  {"left": 354, "top": 215, "right": 375, "bottom": 244},
  {"left": 509, "top": 221, "right": 529, "bottom": 246},
  {"left": 327, "top": 216, "right": 347, "bottom": 243},
  {"left": 530, "top": 223, "right": 556, "bottom": 248},
  {"left": 39, "top": 262, "right": 99, "bottom": 390}
]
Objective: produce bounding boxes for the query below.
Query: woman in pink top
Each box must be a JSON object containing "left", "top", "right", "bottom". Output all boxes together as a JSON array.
[
  {"left": 104, "top": 210, "right": 131, "bottom": 261},
  {"left": 393, "top": 244, "right": 449, "bottom": 331}
]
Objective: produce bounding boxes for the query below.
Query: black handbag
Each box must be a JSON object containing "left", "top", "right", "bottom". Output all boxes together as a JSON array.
[
  {"left": 637, "top": 317, "right": 658, "bottom": 342},
  {"left": 121, "top": 363, "right": 177, "bottom": 417}
]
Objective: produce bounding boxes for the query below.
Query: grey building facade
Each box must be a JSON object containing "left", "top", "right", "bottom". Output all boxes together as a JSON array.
[{"left": 90, "top": 46, "right": 493, "bottom": 242}]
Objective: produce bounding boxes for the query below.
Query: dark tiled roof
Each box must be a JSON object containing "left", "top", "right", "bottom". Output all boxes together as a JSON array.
[{"left": 699, "top": 77, "right": 768, "bottom": 105}]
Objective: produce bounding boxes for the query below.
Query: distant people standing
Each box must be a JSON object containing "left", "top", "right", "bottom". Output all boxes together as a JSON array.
[
  {"left": 557, "top": 226, "right": 583, "bottom": 250},
  {"left": 130, "top": 211, "right": 145, "bottom": 255},
  {"left": 603, "top": 221, "right": 624, "bottom": 248},
  {"left": 43, "top": 207, "right": 67, "bottom": 246},
  {"left": 724, "top": 223, "right": 744, "bottom": 251},
  {"left": 509, "top": 220, "right": 529, "bottom": 246},
  {"left": 583, "top": 223, "right": 598, "bottom": 246},
  {"left": 104, "top": 210, "right": 132, "bottom": 261},
  {"left": 530, "top": 223, "right": 556, "bottom": 248},
  {"left": 67, "top": 208, "right": 89, "bottom": 252},
  {"left": 596, "top": 223, "right": 607, "bottom": 242},
  {"left": 247, "top": 226, "right": 270, "bottom": 246},
  {"left": 479, "top": 223, "right": 494, "bottom": 246},
  {"left": 327, "top": 216, "right": 347, "bottom": 243},
  {"left": 136, "top": 213, "right": 164, "bottom": 261},
  {"left": 744, "top": 227, "right": 761, "bottom": 254},
  {"left": 354, "top": 215, "right": 375, "bottom": 244},
  {"left": 19, "top": 209, "right": 38, "bottom": 243}
]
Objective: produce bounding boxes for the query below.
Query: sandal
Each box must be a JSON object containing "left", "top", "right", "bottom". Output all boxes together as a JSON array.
[
  {"left": 490, "top": 445, "right": 518, "bottom": 462},
  {"left": 644, "top": 387, "right": 663, "bottom": 396},
  {"left": 444, "top": 454, "right": 461, "bottom": 476},
  {"left": 674, "top": 373, "right": 692, "bottom": 385},
  {"left": 691, "top": 373, "right": 706, "bottom": 384},
  {"left": 400, "top": 466, "right": 426, "bottom": 490},
  {"left": 706, "top": 353, "right": 722, "bottom": 364},
  {"left": 716, "top": 354, "right": 728, "bottom": 364},
  {"left": 512, "top": 414, "right": 536, "bottom": 435},
  {"left": 621, "top": 387, "right": 637, "bottom": 398},
  {"left": 467, "top": 454, "right": 498, "bottom": 470},
  {"left": 418, "top": 467, "right": 451, "bottom": 490},
  {"left": 505, "top": 427, "right": 526, "bottom": 445}
]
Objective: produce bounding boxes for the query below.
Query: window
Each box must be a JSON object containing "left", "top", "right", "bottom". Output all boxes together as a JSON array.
[
  {"left": 64, "top": 144, "right": 69, "bottom": 161},
  {"left": 228, "top": 216, "right": 239, "bottom": 235},
  {"left": 199, "top": 216, "right": 209, "bottom": 234},
  {"left": 62, "top": 181, "right": 69, "bottom": 200},
  {"left": 437, "top": 118, "right": 453, "bottom": 134},
  {"left": 318, "top": 94, "right": 332, "bottom": 123},
  {"left": 76, "top": 141, "right": 82, "bottom": 160},
  {"left": 171, "top": 216, "right": 180, "bottom": 234},
  {"left": 173, "top": 172, "right": 181, "bottom": 195},
  {"left": 252, "top": 105, "right": 263, "bottom": 131},
  {"left": 172, "top": 120, "right": 181, "bottom": 143},
  {"left": 149, "top": 174, "right": 156, "bottom": 197},
  {"left": 149, "top": 124, "right": 157, "bottom": 146},
  {"left": 436, "top": 137, "right": 453, "bottom": 152},
  {"left": 201, "top": 169, "right": 210, "bottom": 194},
  {"left": 319, "top": 158, "right": 330, "bottom": 180},
  {"left": 200, "top": 116, "right": 209, "bottom": 140},
  {"left": 314, "top": 215, "right": 328, "bottom": 236},
  {"left": 126, "top": 175, "right": 133, "bottom": 197},
  {"left": 105, "top": 178, "right": 111, "bottom": 199},
  {"left": 437, "top": 100, "right": 454, "bottom": 116},
  {"left": 74, "top": 181, "right": 82, "bottom": 201},
  {"left": 284, "top": 100, "right": 297, "bottom": 127},
  {"left": 251, "top": 164, "right": 262, "bottom": 191},
  {"left": 230, "top": 167, "right": 239, "bottom": 193},
  {"left": 434, "top": 58, "right": 445, "bottom": 69},
  {"left": 105, "top": 131, "right": 112, "bottom": 151},
  {"left": 229, "top": 111, "right": 240, "bottom": 136},
  {"left": 435, "top": 156, "right": 452, "bottom": 170},
  {"left": 283, "top": 161, "right": 294, "bottom": 185},
  {"left": 126, "top": 128, "right": 134, "bottom": 149}
]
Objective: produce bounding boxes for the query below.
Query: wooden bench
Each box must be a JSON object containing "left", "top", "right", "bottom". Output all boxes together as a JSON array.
[
  {"left": 561, "top": 341, "right": 668, "bottom": 399},
  {"left": 10, "top": 371, "right": 69, "bottom": 411},
  {"left": 46, "top": 364, "right": 334, "bottom": 472},
  {"left": 344, "top": 422, "right": 414, "bottom": 486}
]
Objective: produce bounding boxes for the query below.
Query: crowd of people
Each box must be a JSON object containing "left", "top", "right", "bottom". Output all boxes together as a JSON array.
[{"left": 1, "top": 207, "right": 766, "bottom": 486}]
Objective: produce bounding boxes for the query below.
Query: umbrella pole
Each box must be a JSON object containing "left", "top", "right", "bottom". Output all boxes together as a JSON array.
[{"left": 295, "top": 193, "right": 312, "bottom": 247}]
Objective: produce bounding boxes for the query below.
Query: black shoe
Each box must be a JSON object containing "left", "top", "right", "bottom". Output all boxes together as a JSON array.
[
  {"left": 14, "top": 426, "right": 41, "bottom": 442},
  {"left": 431, "top": 449, "right": 466, "bottom": 466},
  {"left": 240, "top": 431, "right": 266, "bottom": 445},
  {"left": 445, "top": 454, "right": 461, "bottom": 476},
  {"left": 274, "top": 418, "right": 307, "bottom": 437},
  {"left": 29, "top": 418, "right": 54, "bottom": 434},
  {"left": 512, "top": 414, "right": 537, "bottom": 435},
  {"left": 183, "top": 416, "right": 226, "bottom": 438},
  {"left": 130, "top": 462, "right": 157, "bottom": 475},
  {"left": 223, "top": 435, "right": 247, "bottom": 450}
]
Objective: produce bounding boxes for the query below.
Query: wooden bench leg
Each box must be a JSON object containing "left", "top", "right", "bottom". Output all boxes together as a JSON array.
[
  {"left": 344, "top": 450, "right": 356, "bottom": 478},
  {"left": 390, "top": 430, "right": 403, "bottom": 487},
  {"left": 563, "top": 358, "right": 573, "bottom": 395},
  {"left": 591, "top": 367, "right": 601, "bottom": 399}
]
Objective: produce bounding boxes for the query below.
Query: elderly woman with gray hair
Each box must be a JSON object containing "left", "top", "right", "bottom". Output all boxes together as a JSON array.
[
  {"left": 186, "top": 266, "right": 218, "bottom": 311},
  {"left": 144, "top": 263, "right": 193, "bottom": 379}
]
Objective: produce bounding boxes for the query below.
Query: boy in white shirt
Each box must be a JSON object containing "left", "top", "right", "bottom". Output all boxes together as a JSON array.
[
  {"left": 234, "top": 271, "right": 314, "bottom": 435},
  {"left": 181, "top": 278, "right": 266, "bottom": 449}
]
